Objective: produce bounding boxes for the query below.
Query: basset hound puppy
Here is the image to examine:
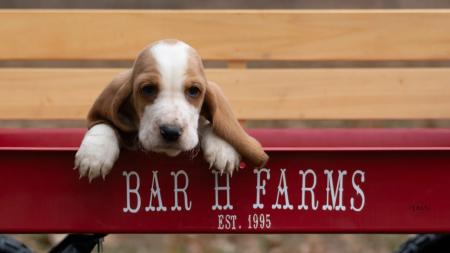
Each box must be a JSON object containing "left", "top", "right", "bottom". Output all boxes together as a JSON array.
[{"left": 74, "top": 39, "right": 268, "bottom": 181}]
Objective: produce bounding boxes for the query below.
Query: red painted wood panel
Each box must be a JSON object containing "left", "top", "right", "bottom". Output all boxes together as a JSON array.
[{"left": 0, "top": 129, "right": 449, "bottom": 233}]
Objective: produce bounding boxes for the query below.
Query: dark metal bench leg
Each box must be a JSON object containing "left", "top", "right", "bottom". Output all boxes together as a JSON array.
[{"left": 48, "top": 234, "right": 107, "bottom": 253}]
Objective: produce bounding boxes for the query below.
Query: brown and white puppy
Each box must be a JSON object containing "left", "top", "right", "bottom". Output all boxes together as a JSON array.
[{"left": 74, "top": 39, "right": 268, "bottom": 181}]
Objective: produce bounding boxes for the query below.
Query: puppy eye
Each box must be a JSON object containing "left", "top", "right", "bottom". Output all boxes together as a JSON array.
[
  {"left": 141, "top": 84, "right": 158, "bottom": 97},
  {"left": 186, "top": 86, "right": 200, "bottom": 98}
]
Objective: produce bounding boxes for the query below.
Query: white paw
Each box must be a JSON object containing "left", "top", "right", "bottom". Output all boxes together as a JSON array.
[
  {"left": 201, "top": 127, "right": 240, "bottom": 176},
  {"left": 74, "top": 124, "right": 120, "bottom": 182}
]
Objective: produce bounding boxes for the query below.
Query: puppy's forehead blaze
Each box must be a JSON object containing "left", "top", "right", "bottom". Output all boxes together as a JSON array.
[
  {"left": 150, "top": 41, "right": 189, "bottom": 86},
  {"left": 150, "top": 41, "right": 205, "bottom": 96},
  {"left": 132, "top": 41, "right": 206, "bottom": 111}
]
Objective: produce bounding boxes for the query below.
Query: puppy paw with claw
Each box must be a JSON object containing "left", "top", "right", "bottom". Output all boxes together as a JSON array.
[
  {"left": 201, "top": 126, "right": 241, "bottom": 176},
  {"left": 74, "top": 124, "right": 120, "bottom": 182}
]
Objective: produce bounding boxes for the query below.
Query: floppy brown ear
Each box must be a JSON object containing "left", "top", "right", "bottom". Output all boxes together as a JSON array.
[
  {"left": 87, "top": 70, "right": 139, "bottom": 145},
  {"left": 202, "top": 81, "right": 269, "bottom": 168}
]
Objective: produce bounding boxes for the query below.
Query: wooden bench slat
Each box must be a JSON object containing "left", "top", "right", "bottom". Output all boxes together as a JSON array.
[
  {"left": 2, "top": 10, "right": 450, "bottom": 61},
  {"left": 2, "top": 68, "right": 450, "bottom": 120}
]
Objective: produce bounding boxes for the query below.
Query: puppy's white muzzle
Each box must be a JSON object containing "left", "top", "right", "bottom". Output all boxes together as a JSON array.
[{"left": 138, "top": 99, "right": 200, "bottom": 156}]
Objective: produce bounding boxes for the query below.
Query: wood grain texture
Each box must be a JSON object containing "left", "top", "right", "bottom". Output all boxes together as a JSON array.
[
  {"left": 1, "top": 10, "right": 450, "bottom": 60},
  {"left": 1, "top": 68, "right": 450, "bottom": 120}
]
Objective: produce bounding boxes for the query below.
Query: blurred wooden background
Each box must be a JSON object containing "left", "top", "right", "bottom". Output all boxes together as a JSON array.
[{"left": 2, "top": 0, "right": 450, "bottom": 8}]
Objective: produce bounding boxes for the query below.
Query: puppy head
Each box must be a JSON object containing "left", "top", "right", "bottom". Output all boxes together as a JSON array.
[
  {"left": 132, "top": 40, "right": 207, "bottom": 156},
  {"left": 88, "top": 39, "right": 268, "bottom": 167}
]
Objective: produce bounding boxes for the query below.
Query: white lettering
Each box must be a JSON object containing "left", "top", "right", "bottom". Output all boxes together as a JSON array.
[
  {"left": 298, "top": 169, "right": 319, "bottom": 210},
  {"left": 272, "top": 169, "right": 294, "bottom": 210},
  {"left": 350, "top": 170, "right": 366, "bottom": 212},
  {"left": 212, "top": 171, "right": 233, "bottom": 210},
  {"left": 145, "top": 171, "right": 167, "bottom": 212},
  {"left": 122, "top": 171, "right": 141, "bottom": 213},
  {"left": 171, "top": 170, "right": 192, "bottom": 211},
  {"left": 253, "top": 168, "right": 270, "bottom": 209},
  {"left": 322, "top": 170, "right": 347, "bottom": 211}
]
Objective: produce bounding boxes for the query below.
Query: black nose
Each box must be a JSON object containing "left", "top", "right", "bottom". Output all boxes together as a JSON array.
[{"left": 159, "top": 125, "right": 182, "bottom": 142}]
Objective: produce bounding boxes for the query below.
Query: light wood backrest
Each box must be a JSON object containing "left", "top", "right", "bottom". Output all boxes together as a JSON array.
[{"left": 1, "top": 10, "right": 450, "bottom": 120}]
